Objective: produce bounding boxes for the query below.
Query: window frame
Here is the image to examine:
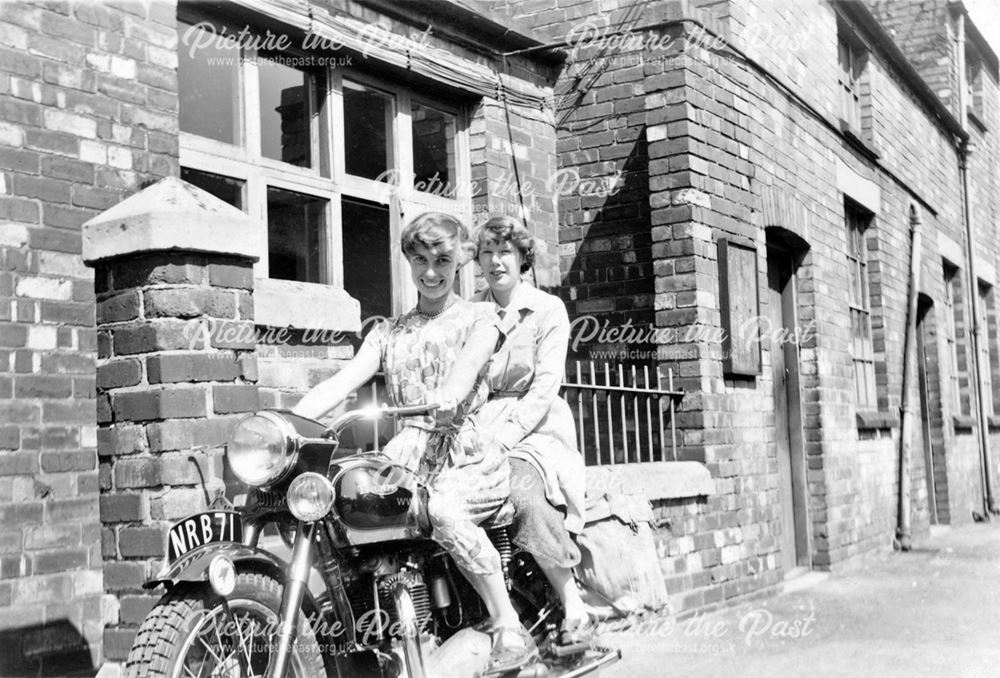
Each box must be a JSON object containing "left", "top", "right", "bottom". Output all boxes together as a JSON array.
[
  {"left": 836, "top": 18, "right": 871, "bottom": 142},
  {"left": 176, "top": 11, "right": 473, "bottom": 318},
  {"left": 944, "top": 263, "right": 972, "bottom": 417},
  {"left": 845, "top": 200, "right": 877, "bottom": 410},
  {"left": 978, "top": 280, "right": 998, "bottom": 416}
]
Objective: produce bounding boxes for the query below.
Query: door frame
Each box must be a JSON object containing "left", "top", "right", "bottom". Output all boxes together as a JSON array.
[{"left": 766, "top": 239, "right": 811, "bottom": 571}]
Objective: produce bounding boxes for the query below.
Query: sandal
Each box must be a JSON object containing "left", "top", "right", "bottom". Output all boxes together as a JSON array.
[
  {"left": 558, "top": 615, "right": 595, "bottom": 647},
  {"left": 484, "top": 625, "right": 539, "bottom": 676}
]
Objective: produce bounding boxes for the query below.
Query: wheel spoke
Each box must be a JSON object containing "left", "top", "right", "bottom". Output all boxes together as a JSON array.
[{"left": 194, "top": 623, "right": 227, "bottom": 670}]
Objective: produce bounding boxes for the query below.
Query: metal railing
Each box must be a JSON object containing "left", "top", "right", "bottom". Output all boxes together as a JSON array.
[
  {"left": 351, "top": 363, "right": 684, "bottom": 464},
  {"left": 561, "top": 362, "right": 683, "bottom": 465}
]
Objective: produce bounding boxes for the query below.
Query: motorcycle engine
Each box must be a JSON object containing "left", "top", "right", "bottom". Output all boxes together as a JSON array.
[{"left": 346, "top": 563, "right": 433, "bottom": 641}]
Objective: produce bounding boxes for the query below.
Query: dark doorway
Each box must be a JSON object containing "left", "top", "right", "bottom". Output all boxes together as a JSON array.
[{"left": 766, "top": 243, "right": 810, "bottom": 574}]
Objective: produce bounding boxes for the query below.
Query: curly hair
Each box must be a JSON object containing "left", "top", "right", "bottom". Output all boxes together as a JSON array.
[
  {"left": 474, "top": 215, "right": 535, "bottom": 273},
  {"left": 400, "top": 212, "right": 475, "bottom": 264}
]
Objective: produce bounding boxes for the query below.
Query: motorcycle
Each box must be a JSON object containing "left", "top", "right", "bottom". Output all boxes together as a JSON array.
[{"left": 124, "top": 404, "right": 621, "bottom": 678}]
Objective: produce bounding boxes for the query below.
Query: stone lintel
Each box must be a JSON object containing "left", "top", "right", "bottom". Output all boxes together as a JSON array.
[
  {"left": 254, "top": 278, "right": 362, "bottom": 332},
  {"left": 585, "top": 461, "right": 714, "bottom": 503},
  {"left": 82, "top": 177, "right": 259, "bottom": 265}
]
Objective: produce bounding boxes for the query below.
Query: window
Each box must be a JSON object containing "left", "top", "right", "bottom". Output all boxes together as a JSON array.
[
  {"left": 176, "top": 14, "right": 470, "bottom": 317},
  {"left": 846, "top": 201, "right": 876, "bottom": 410},
  {"left": 966, "top": 50, "right": 985, "bottom": 126},
  {"left": 837, "top": 21, "right": 870, "bottom": 138},
  {"left": 979, "top": 282, "right": 998, "bottom": 415},
  {"left": 944, "top": 264, "right": 972, "bottom": 417}
]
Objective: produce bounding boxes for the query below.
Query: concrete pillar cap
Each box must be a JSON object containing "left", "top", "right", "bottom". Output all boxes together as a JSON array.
[{"left": 82, "top": 176, "right": 259, "bottom": 265}]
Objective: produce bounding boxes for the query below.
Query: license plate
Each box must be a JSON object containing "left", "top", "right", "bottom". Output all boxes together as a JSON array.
[{"left": 167, "top": 511, "right": 243, "bottom": 562}]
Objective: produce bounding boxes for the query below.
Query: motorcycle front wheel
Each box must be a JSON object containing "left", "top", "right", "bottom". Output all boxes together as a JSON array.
[{"left": 124, "top": 571, "right": 326, "bottom": 678}]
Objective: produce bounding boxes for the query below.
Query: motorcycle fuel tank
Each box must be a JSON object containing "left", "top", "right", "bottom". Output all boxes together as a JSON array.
[{"left": 331, "top": 459, "right": 426, "bottom": 543}]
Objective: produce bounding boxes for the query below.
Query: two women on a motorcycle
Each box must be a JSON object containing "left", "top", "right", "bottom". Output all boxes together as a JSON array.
[{"left": 293, "top": 212, "right": 589, "bottom": 675}]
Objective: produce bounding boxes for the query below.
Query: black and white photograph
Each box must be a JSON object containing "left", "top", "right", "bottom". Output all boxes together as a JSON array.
[{"left": 0, "top": 0, "right": 999, "bottom": 676}]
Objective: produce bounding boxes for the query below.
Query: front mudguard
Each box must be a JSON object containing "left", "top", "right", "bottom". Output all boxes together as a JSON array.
[{"left": 144, "top": 541, "right": 290, "bottom": 590}]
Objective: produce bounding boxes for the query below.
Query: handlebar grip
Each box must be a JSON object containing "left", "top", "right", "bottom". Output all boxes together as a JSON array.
[{"left": 384, "top": 403, "right": 438, "bottom": 416}]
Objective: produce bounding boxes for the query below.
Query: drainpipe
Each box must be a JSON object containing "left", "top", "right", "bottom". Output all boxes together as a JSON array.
[
  {"left": 897, "top": 205, "right": 922, "bottom": 550},
  {"left": 960, "top": 140, "right": 997, "bottom": 517},
  {"left": 956, "top": 11, "right": 997, "bottom": 517}
]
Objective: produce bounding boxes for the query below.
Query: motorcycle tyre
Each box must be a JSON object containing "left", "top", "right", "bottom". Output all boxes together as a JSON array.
[{"left": 124, "top": 571, "right": 326, "bottom": 678}]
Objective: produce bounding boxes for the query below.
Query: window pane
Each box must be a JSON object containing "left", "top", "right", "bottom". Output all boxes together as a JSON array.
[
  {"left": 344, "top": 81, "right": 391, "bottom": 181},
  {"left": 177, "top": 20, "right": 239, "bottom": 144},
  {"left": 259, "top": 57, "right": 312, "bottom": 167},
  {"left": 412, "top": 103, "right": 457, "bottom": 197},
  {"left": 181, "top": 167, "right": 244, "bottom": 210},
  {"left": 267, "top": 188, "right": 326, "bottom": 283},
  {"left": 341, "top": 198, "right": 392, "bottom": 319}
]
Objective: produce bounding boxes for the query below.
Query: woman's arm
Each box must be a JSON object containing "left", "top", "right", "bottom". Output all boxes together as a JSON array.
[
  {"left": 435, "top": 321, "right": 501, "bottom": 421},
  {"left": 495, "top": 298, "right": 569, "bottom": 449},
  {"left": 292, "top": 340, "right": 381, "bottom": 420}
]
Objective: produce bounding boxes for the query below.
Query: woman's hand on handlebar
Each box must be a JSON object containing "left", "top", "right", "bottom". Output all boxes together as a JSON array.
[{"left": 430, "top": 390, "right": 460, "bottom": 426}]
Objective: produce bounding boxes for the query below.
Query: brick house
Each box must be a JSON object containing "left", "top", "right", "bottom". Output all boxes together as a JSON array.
[{"left": 0, "top": 0, "right": 997, "bottom": 672}]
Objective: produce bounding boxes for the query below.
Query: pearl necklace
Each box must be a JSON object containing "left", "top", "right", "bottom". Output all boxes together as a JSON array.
[{"left": 418, "top": 297, "right": 456, "bottom": 318}]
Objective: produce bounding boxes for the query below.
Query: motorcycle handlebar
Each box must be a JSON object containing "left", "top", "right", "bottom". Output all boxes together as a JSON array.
[{"left": 325, "top": 403, "right": 438, "bottom": 436}]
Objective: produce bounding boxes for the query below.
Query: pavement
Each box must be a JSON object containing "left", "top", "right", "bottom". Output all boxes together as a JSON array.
[{"left": 596, "top": 522, "right": 1000, "bottom": 678}]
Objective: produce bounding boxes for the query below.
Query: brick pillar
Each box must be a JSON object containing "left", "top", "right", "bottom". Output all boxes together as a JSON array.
[{"left": 82, "top": 177, "right": 259, "bottom": 662}]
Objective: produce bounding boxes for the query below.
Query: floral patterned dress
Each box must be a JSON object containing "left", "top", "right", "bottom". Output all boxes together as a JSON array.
[{"left": 361, "top": 299, "right": 508, "bottom": 575}]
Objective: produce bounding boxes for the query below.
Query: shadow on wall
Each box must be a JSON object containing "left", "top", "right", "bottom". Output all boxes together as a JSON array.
[
  {"left": 0, "top": 620, "right": 97, "bottom": 677},
  {"left": 562, "top": 130, "right": 656, "bottom": 364}
]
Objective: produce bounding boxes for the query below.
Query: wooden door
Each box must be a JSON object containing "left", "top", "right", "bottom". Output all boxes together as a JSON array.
[{"left": 767, "top": 247, "right": 809, "bottom": 573}]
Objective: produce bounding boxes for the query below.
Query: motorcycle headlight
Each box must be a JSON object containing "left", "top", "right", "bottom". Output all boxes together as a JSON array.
[
  {"left": 228, "top": 413, "right": 297, "bottom": 487},
  {"left": 288, "top": 473, "right": 335, "bottom": 522}
]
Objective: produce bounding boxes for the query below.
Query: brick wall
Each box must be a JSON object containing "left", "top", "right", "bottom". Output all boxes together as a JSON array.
[
  {"left": 0, "top": 0, "right": 177, "bottom": 671},
  {"left": 485, "top": 0, "right": 1000, "bottom": 612}
]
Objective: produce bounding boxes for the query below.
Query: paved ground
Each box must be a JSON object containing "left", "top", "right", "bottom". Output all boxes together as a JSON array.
[{"left": 597, "top": 522, "right": 1000, "bottom": 678}]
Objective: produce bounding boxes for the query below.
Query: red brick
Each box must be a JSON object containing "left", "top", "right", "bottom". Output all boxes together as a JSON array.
[
  {"left": 39, "top": 300, "right": 93, "bottom": 325},
  {"left": 71, "top": 185, "right": 123, "bottom": 211},
  {"left": 161, "top": 453, "right": 215, "bottom": 487},
  {"left": 0, "top": 427, "right": 20, "bottom": 450},
  {"left": 42, "top": 399, "right": 96, "bottom": 423},
  {"left": 213, "top": 384, "right": 259, "bottom": 414},
  {"left": 0, "top": 452, "right": 38, "bottom": 477},
  {"left": 41, "top": 156, "right": 95, "bottom": 183},
  {"left": 208, "top": 262, "right": 254, "bottom": 289},
  {"left": 0, "top": 323, "right": 28, "bottom": 347},
  {"left": 97, "top": 291, "right": 141, "bottom": 324},
  {"left": 143, "top": 288, "right": 236, "bottom": 319},
  {"left": 40, "top": 451, "right": 96, "bottom": 473},
  {"left": 208, "top": 320, "right": 256, "bottom": 350},
  {"left": 40, "top": 426, "right": 79, "bottom": 450},
  {"left": 32, "top": 548, "right": 89, "bottom": 575},
  {"left": 100, "top": 493, "right": 147, "bottom": 523},
  {"left": 103, "top": 627, "right": 138, "bottom": 661},
  {"left": 112, "top": 321, "right": 204, "bottom": 355},
  {"left": 42, "top": 204, "right": 97, "bottom": 229},
  {"left": 111, "top": 255, "right": 205, "bottom": 289},
  {"left": 14, "top": 375, "right": 73, "bottom": 399},
  {"left": 0, "top": 148, "right": 40, "bottom": 174},
  {"left": 0, "top": 197, "right": 40, "bottom": 224},
  {"left": 97, "top": 424, "right": 147, "bottom": 456},
  {"left": 103, "top": 561, "right": 146, "bottom": 590},
  {"left": 120, "top": 593, "right": 160, "bottom": 625},
  {"left": 28, "top": 228, "right": 81, "bottom": 254},
  {"left": 97, "top": 358, "right": 142, "bottom": 390},
  {"left": 145, "top": 417, "right": 240, "bottom": 453},
  {"left": 118, "top": 526, "right": 165, "bottom": 558},
  {"left": 0, "top": 503, "right": 43, "bottom": 528},
  {"left": 12, "top": 175, "right": 70, "bottom": 204},
  {"left": 113, "top": 457, "right": 162, "bottom": 489},
  {"left": 146, "top": 352, "right": 241, "bottom": 383}
]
